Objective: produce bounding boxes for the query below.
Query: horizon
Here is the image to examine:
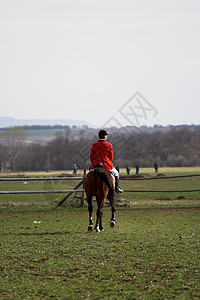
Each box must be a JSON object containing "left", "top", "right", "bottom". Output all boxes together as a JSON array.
[{"left": 0, "top": 116, "right": 199, "bottom": 130}]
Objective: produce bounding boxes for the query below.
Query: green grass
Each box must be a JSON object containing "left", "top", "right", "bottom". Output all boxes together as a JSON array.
[
  {"left": 120, "top": 166, "right": 200, "bottom": 176},
  {"left": 0, "top": 168, "right": 200, "bottom": 299},
  {"left": 1, "top": 208, "right": 200, "bottom": 299},
  {"left": 0, "top": 128, "right": 66, "bottom": 137},
  {"left": 1, "top": 167, "right": 200, "bottom": 210},
  {"left": 0, "top": 179, "right": 83, "bottom": 210},
  {"left": 121, "top": 174, "right": 200, "bottom": 209}
]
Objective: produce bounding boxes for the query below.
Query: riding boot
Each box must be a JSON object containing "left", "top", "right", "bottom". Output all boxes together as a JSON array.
[{"left": 115, "top": 176, "right": 124, "bottom": 193}]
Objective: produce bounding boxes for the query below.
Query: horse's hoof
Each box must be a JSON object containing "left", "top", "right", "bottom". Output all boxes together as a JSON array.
[
  {"left": 110, "top": 220, "right": 115, "bottom": 228},
  {"left": 96, "top": 226, "right": 100, "bottom": 232},
  {"left": 88, "top": 225, "right": 93, "bottom": 232}
]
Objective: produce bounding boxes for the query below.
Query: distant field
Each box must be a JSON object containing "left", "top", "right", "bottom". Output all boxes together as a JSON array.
[
  {"left": 0, "top": 128, "right": 68, "bottom": 143},
  {"left": 135, "top": 166, "right": 200, "bottom": 176},
  {"left": 25, "top": 129, "right": 66, "bottom": 137},
  {"left": 0, "top": 129, "right": 66, "bottom": 137},
  {"left": 1, "top": 166, "right": 200, "bottom": 177}
]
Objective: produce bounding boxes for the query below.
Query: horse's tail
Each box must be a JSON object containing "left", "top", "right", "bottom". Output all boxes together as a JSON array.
[{"left": 93, "top": 168, "right": 115, "bottom": 200}]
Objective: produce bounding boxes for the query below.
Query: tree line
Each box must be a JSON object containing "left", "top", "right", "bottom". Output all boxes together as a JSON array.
[{"left": 0, "top": 126, "right": 200, "bottom": 172}]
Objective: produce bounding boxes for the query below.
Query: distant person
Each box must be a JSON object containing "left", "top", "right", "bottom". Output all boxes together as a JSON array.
[
  {"left": 73, "top": 163, "right": 78, "bottom": 175},
  {"left": 126, "top": 165, "right": 130, "bottom": 176},
  {"left": 154, "top": 162, "right": 159, "bottom": 173},
  {"left": 136, "top": 165, "right": 139, "bottom": 175}
]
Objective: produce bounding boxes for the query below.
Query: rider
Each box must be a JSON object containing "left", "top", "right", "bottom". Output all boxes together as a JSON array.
[{"left": 90, "top": 129, "right": 124, "bottom": 193}]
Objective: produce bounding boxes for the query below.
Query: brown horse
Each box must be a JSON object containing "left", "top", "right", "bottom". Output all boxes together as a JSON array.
[{"left": 85, "top": 166, "right": 116, "bottom": 232}]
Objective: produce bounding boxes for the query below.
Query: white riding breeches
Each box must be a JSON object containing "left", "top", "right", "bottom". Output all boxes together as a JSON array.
[
  {"left": 109, "top": 167, "right": 119, "bottom": 178},
  {"left": 98, "top": 162, "right": 119, "bottom": 178}
]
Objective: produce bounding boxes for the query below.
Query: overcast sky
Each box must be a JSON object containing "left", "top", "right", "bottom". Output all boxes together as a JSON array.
[{"left": 0, "top": 0, "right": 199, "bottom": 127}]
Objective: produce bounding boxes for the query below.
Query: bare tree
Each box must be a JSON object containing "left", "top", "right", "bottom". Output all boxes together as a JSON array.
[{"left": 2, "top": 127, "right": 27, "bottom": 171}]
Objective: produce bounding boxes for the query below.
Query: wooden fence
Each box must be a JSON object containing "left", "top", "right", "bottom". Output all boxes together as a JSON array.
[
  {"left": 0, "top": 174, "right": 86, "bottom": 206},
  {"left": 0, "top": 172, "right": 200, "bottom": 207}
]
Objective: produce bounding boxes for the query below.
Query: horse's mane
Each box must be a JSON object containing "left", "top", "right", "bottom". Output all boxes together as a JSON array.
[{"left": 93, "top": 167, "right": 115, "bottom": 199}]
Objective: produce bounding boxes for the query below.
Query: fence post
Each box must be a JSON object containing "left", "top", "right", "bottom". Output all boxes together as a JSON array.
[{"left": 56, "top": 179, "right": 83, "bottom": 207}]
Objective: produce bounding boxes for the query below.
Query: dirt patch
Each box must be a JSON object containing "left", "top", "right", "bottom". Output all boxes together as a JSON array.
[
  {"left": 177, "top": 196, "right": 186, "bottom": 200},
  {"left": 155, "top": 173, "right": 166, "bottom": 177},
  {"left": 121, "top": 174, "right": 148, "bottom": 179},
  {"left": 60, "top": 173, "right": 74, "bottom": 177}
]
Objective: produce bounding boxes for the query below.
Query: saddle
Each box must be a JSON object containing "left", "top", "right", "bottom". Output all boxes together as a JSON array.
[{"left": 93, "top": 165, "right": 115, "bottom": 181}]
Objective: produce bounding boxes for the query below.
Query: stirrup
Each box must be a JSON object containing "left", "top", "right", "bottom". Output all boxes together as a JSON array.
[{"left": 116, "top": 187, "right": 124, "bottom": 193}]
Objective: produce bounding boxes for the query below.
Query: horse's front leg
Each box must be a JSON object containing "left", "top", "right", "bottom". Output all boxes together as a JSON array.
[
  {"left": 99, "top": 199, "right": 105, "bottom": 231},
  {"left": 95, "top": 205, "right": 100, "bottom": 232},
  {"left": 95, "top": 197, "right": 103, "bottom": 232},
  {"left": 88, "top": 196, "right": 93, "bottom": 232},
  {"left": 95, "top": 199, "right": 105, "bottom": 232},
  {"left": 95, "top": 209, "right": 104, "bottom": 232},
  {"left": 99, "top": 208, "right": 104, "bottom": 231}
]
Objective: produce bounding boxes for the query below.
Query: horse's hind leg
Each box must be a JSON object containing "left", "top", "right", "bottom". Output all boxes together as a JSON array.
[
  {"left": 87, "top": 196, "right": 93, "bottom": 232},
  {"left": 110, "top": 206, "right": 116, "bottom": 228},
  {"left": 108, "top": 194, "right": 116, "bottom": 228}
]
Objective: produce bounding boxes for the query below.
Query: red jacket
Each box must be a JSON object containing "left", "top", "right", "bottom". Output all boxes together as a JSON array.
[{"left": 90, "top": 140, "right": 114, "bottom": 170}]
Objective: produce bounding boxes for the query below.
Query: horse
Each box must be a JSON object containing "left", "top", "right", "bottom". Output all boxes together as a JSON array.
[{"left": 85, "top": 166, "right": 116, "bottom": 232}]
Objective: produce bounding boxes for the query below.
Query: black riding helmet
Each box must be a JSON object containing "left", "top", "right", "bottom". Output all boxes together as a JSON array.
[{"left": 98, "top": 129, "right": 108, "bottom": 139}]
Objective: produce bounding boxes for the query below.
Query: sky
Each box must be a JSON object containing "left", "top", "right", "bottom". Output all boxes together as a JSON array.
[{"left": 0, "top": 0, "right": 199, "bottom": 128}]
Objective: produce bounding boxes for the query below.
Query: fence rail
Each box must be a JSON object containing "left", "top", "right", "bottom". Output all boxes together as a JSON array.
[
  {"left": 0, "top": 189, "right": 85, "bottom": 195},
  {"left": 124, "top": 189, "right": 200, "bottom": 193},
  {"left": 122, "top": 174, "right": 200, "bottom": 180},
  {"left": 1, "top": 173, "right": 200, "bottom": 182},
  {"left": 0, "top": 177, "right": 83, "bottom": 182},
  {"left": 0, "top": 173, "right": 200, "bottom": 206},
  {"left": 0, "top": 174, "right": 86, "bottom": 206}
]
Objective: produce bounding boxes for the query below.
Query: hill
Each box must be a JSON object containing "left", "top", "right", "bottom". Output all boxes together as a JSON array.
[{"left": 0, "top": 116, "right": 96, "bottom": 129}]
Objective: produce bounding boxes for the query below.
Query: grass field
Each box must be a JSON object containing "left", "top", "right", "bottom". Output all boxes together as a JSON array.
[
  {"left": 0, "top": 168, "right": 200, "bottom": 299},
  {"left": 0, "top": 128, "right": 66, "bottom": 137},
  {"left": 1, "top": 167, "right": 200, "bottom": 210}
]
